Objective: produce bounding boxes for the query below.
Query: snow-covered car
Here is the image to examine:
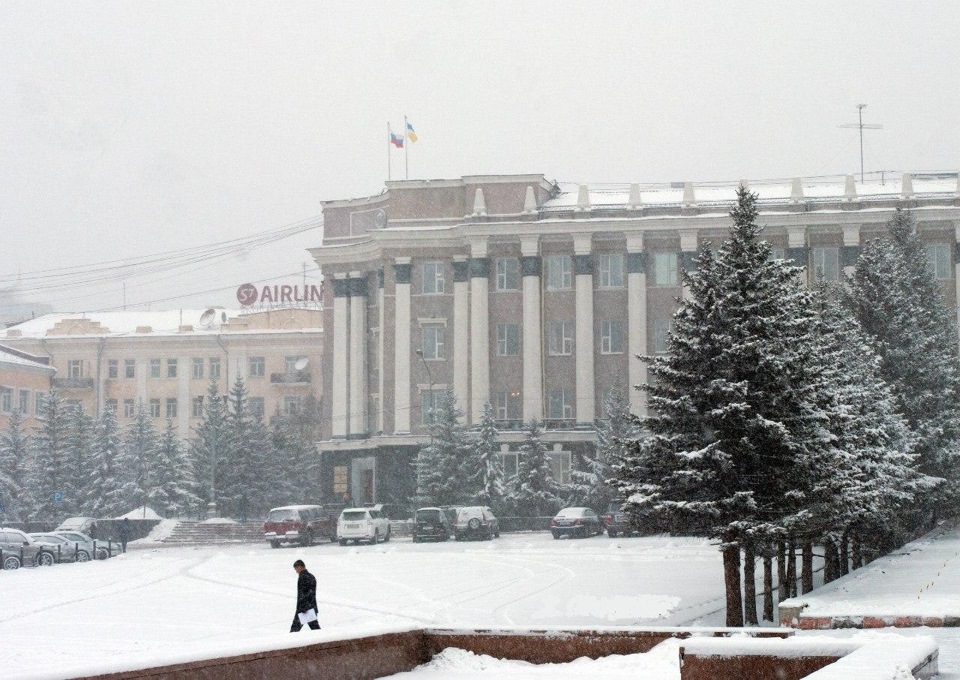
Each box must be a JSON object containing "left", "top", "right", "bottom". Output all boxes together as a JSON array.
[
  {"left": 55, "top": 516, "right": 99, "bottom": 538},
  {"left": 601, "top": 501, "right": 640, "bottom": 538},
  {"left": 412, "top": 507, "right": 452, "bottom": 542},
  {"left": 263, "top": 505, "right": 335, "bottom": 548},
  {"left": 53, "top": 531, "right": 113, "bottom": 559},
  {"left": 550, "top": 507, "right": 604, "bottom": 539},
  {"left": 30, "top": 533, "right": 92, "bottom": 563},
  {"left": 453, "top": 506, "right": 499, "bottom": 541},
  {"left": 0, "top": 528, "right": 57, "bottom": 569},
  {"left": 337, "top": 507, "right": 391, "bottom": 545}
]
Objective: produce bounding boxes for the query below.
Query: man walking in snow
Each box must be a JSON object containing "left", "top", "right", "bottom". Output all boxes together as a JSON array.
[
  {"left": 118, "top": 518, "right": 131, "bottom": 553},
  {"left": 290, "top": 559, "right": 320, "bottom": 632}
]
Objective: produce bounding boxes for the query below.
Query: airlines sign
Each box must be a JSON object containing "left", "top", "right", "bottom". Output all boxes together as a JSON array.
[{"left": 237, "top": 283, "right": 322, "bottom": 306}]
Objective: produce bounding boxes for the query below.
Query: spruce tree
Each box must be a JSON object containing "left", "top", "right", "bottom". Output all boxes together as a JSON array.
[
  {"left": 190, "top": 381, "right": 228, "bottom": 518},
  {"left": 221, "top": 377, "right": 258, "bottom": 518},
  {"left": 119, "top": 402, "right": 158, "bottom": 516},
  {"left": 28, "top": 390, "right": 71, "bottom": 520},
  {"left": 613, "top": 187, "right": 833, "bottom": 626},
  {"left": 573, "top": 381, "right": 637, "bottom": 512},
  {"left": 0, "top": 409, "right": 31, "bottom": 522},
  {"left": 512, "top": 419, "right": 563, "bottom": 519},
  {"left": 64, "top": 402, "right": 96, "bottom": 515},
  {"left": 414, "top": 390, "right": 472, "bottom": 506},
  {"left": 847, "top": 208, "right": 960, "bottom": 503},
  {"left": 86, "top": 408, "right": 126, "bottom": 518},
  {"left": 472, "top": 402, "right": 505, "bottom": 511}
]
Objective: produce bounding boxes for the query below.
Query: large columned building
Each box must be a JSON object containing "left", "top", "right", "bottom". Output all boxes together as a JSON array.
[{"left": 310, "top": 172, "right": 960, "bottom": 508}]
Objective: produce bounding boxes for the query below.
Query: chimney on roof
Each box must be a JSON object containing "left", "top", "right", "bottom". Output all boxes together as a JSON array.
[
  {"left": 627, "top": 183, "right": 642, "bottom": 210},
  {"left": 791, "top": 177, "right": 804, "bottom": 203},
  {"left": 135, "top": 326, "right": 152, "bottom": 334},
  {"left": 901, "top": 172, "right": 914, "bottom": 199},
  {"left": 576, "top": 184, "right": 590, "bottom": 211},
  {"left": 523, "top": 186, "right": 536, "bottom": 214},
  {"left": 683, "top": 181, "right": 696, "bottom": 206},
  {"left": 844, "top": 174, "right": 857, "bottom": 201},
  {"left": 472, "top": 188, "right": 487, "bottom": 217}
]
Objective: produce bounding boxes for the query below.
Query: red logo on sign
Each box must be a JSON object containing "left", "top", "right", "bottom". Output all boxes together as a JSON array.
[{"left": 236, "top": 283, "right": 258, "bottom": 306}]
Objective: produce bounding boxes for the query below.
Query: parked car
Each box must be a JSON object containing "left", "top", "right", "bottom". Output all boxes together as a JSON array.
[
  {"left": 55, "top": 516, "right": 99, "bottom": 538},
  {"left": 30, "top": 533, "right": 90, "bottom": 563},
  {"left": 453, "top": 506, "right": 499, "bottom": 541},
  {"left": 263, "top": 505, "right": 337, "bottom": 548},
  {"left": 602, "top": 501, "right": 640, "bottom": 538},
  {"left": 52, "top": 531, "right": 113, "bottom": 559},
  {"left": 0, "top": 528, "right": 57, "bottom": 569},
  {"left": 412, "top": 507, "right": 452, "bottom": 542},
  {"left": 337, "top": 507, "right": 391, "bottom": 545},
  {"left": 550, "top": 507, "right": 604, "bottom": 539}
]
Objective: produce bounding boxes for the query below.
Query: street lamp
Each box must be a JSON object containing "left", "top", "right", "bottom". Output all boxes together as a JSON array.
[
  {"left": 415, "top": 349, "right": 434, "bottom": 447},
  {"left": 208, "top": 394, "right": 220, "bottom": 519}
]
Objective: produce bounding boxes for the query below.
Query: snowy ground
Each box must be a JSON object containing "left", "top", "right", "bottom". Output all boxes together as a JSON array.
[{"left": 1, "top": 533, "right": 726, "bottom": 679}]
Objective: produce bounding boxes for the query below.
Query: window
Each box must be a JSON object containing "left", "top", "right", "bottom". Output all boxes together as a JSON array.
[
  {"left": 771, "top": 246, "right": 787, "bottom": 261},
  {"left": 545, "top": 255, "right": 572, "bottom": 290},
  {"left": 249, "top": 356, "right": 265, "bottom": 377},
  {"left": 421, "top": 327, "right": 445, "bottom": 360},
  {"left": 548, "top": 449, "right": 572, "bottom": 484},
  {"left": 496, "top": 323, "right": 520, "bottom": 356},
  {"left": 123, "top": 399, "right": 135, "bottom": 418},
  {"left": 548, "top": 389, "right": 574, "bottom": 420},
  {"left": 19, "top": 389, "right": 29, "bottom": 415},
  {"left": 149, "top": 399, "right": 161, "bottom": 418},
  {"left": 926, "top": 243, "right": 952, "bottom": 280},
  {"left": 652, "top": 252, "right": 679, "bottom": 286},
  {"left": 36, "top": 393, "right": 46, "bottom": 417},
  {"left": 598, "top": 253, "right": 624, "bottom": 288},
  {"left": 0, "top": 387, "right": 12, "bottom": 413},
  {"left": 500, "top": 451, "right": 518, "bottom": 481},
  {"left": 812, "top": 247, "right": 840, "bottom": 282},
  {"left": 167, "top": 359, "right": 178, "bottom": 378},
  {"left": 107, "top": 359, "right": 119, "bottom": 379},
  {"left": 150, "top": 359, "right": 161, "bottom": 378},
  {"left": 600, "top": 320, "right": 624, "bottom": 354},
  {"left": 653, "top": 319, "right": 672, "bottom": 354},
  {"left": 249, "top": 397, "right": 265, "bottom": 417},
  {"left": 285, "top": 356, "right": 307, "bottom": 374},
  {"left": 166, "top": 398, "right": 178, "bottom": 418},
  {"left": 68, "top": 360, "right": 83, "bottom": 379},
  {"left": 284, "top": 396, "right": 301, "bottom": 415},
  {"left": 192, "top": 358, "right": 204, "bottom": 380},
  {"left": 495, "top": 390, "right": 522, "bottom": 421},
  {"left": 421, "top": 390, "right": 441, "bottom": 425},
  {"left": 422, "top": 261, "right": 445, "bottom": 294},
  {"left": 333, "top": 465, "right": 348, "bottom": 496},
  {"left": 547, "top": 321, "right": 574, "bottom": 355},
  {"left": 125, "top": 359, "right": 136, "bottom": 379},
  {"left": 496, "top": 258, "right": 520, "bottom": 291},
  {"left": 209, "top": 357, "right": 221, "bottom": 379},
  {"left": 192, "top": 396, "right": 204, "bottom": 417},
  {"left": 105, "top": 399, "right": 118, "bottom": 414}
]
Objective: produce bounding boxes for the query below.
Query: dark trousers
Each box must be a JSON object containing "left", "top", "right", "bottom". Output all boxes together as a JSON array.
[{"left": 290, "top": 613, "right": 320, "bottom": 632}]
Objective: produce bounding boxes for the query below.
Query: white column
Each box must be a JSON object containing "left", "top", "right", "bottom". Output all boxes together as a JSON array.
[
  {"left": 452, "top": 257, "right": 471, "bottom": 415},
  {"left": 574, "top": 234, "right": 595, "bottom": 425},
  {"left": 679, "top": 229, "right": 698, "bottom": 301},
  {"left": 521, "top": 236, "right": 543, "bottom": 421},
  {"left": 627, "top": 234, "right": 648, "bottom": 417},
  {"left": 177, "top": 355, "right": 190, "bottom": 438},
  {"left": 470, "top": 239, "right": 490, "bottom": 425},
  {"left": 349, "top": 272, "right": 367, "bottom": 438},
  {"left": 377, "top": 270, "right": 385, "bottom": 434},
  {"left": 331, "top": 275, "right": 349, "bottom": 438},
  {"left": 842, "top": 224, "right": 861, "bottom": 279},
  {"left": 393, "top": 259, "right": 412, "bottom": 434}
]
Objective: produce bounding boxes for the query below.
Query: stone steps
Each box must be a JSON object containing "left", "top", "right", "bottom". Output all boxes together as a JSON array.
[{"left": 161, "top": 521, "right": 264, "bottom": 545}]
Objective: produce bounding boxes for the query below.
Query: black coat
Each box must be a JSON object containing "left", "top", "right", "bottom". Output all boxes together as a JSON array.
[{"left": 296, "top": 570, "right": 318, "bottom": 613}]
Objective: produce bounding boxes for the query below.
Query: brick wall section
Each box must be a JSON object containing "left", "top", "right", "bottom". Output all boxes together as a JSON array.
[{"left": 679, "top": 654, "right": 839, "bottom": 680}]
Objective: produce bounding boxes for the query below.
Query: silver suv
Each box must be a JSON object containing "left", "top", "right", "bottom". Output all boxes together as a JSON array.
[
  {"left": 1, "top": 528, "right": 57, "bottom": 569},
  {"left": 453, "top": 506, "right": 500, "bottom": 541}
]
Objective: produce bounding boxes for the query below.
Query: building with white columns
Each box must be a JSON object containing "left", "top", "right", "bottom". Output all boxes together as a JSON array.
[{"left": 310, "top": 171, "right": 960, "bottom": 508}]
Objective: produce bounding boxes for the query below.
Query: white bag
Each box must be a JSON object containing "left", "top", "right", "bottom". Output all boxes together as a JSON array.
[{"left": 297, "top": 608, "right": 318, "bottom": 625}]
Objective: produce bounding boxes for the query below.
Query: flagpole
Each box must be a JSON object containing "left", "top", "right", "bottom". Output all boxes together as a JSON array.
[
  {"left": 404, "top": 116, "right": 409, "bottom": 180},
  {"left": 387, "top": 122, "right": 391, "bottom": 181}
]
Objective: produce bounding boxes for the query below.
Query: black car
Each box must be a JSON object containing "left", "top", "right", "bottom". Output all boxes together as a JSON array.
[
  {"left": 412, "top": 507, "right": 452, "bottom": 542},
  {"left": 550, "top": 507, "right": 604, "bottom": 539},
  {"left": 602, "top": 501, "right": 640, "bottom": 538}
]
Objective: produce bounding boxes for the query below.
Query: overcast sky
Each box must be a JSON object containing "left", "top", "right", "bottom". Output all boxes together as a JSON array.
[{"left": 1, "top": 1, "right": 957, "bottom": 313}]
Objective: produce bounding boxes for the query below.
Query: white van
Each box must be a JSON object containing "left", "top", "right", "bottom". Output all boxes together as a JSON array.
[{"left": 337, "top": 506, "right": 391, "bottom": 545}]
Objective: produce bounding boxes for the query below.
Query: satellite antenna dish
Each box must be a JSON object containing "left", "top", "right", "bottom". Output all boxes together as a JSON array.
[
  {"left": 199, "top": 308, "right": 216, "bottom": 328},
  {"left": 294, "top": 357, "right": 309, "bottom": 371}
]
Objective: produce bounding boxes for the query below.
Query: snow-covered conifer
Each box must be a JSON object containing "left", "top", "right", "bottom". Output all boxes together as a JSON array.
[
  {"left": 512, "top": 419, "right": 563, "bottom": 519},
  {"left": 28, "top": 390, "right": 71, "bottom": 520},
  {"left": 414, "top": 390, "right": 472, "bottom": 506},
  {"left": 119, "top": 402, "right": 158, "bottom": 515},
  {"left": 472, "top": 402, "right": 505, "bottom": 510},
  {"left": 0, "top": 409, "right": 31, "bottom": 522},
  {"left": 64, "top": 402, "right": 95, "bottom": 515},
  {"left": 190, "top": 381, "right": 228, "bottom": 518},
  {"left": 86, "top": 408, "right": 126, "bottom": 518}
]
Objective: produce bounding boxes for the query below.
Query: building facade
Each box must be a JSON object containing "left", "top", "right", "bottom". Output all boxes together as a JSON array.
[
  {"left": 1, "top": 308, "right": 322, "bottom": 438},
  {"left": 0, "top": 344, "right": 56, "bottom": 431},
  {"left": 309, "top": 171, "right": 960, "bottom": 509}
]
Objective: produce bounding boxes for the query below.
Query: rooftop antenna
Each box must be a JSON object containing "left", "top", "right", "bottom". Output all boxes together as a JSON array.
[
  {"left": 840, "top": 104, "right": 883, "bottom": 183},
  {"left": 199, "top": 308, "right": 216, "bottom": 328}
]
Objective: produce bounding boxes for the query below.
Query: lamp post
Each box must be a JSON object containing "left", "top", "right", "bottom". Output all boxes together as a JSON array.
[
  {"left": 208, "top": 394, "right": 220, "bottom": 519},
  {"left": 415, "top": 349, "right": 434, "bottom": 447}
]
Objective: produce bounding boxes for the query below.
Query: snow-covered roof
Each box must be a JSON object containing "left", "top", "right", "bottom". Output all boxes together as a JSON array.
[
  {"left": 0, "top": 344, "right": 56, "bottom": 372},
  {"left": 541, "top": 172, "right": 959, "bottom": 212}
]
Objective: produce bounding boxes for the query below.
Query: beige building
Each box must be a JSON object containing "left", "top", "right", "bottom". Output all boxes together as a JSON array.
[
  {"left": 309, "top": 171, "right": 960, "bottom": 508},
  {"left": 0, "top": 344, "right": 56, "bottom": 431},
  {"left": 2, "top": 308, "right": 322, "bottom": 437}
]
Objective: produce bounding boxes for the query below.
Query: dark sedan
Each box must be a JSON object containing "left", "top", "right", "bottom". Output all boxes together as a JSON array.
[{"left": 550, "top": 507, "right": 604, "bottom": 539}]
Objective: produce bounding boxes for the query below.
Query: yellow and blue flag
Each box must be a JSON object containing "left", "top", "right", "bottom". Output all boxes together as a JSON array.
[{"left": 406, "top": 119, "right": 418, "bottom": 143}]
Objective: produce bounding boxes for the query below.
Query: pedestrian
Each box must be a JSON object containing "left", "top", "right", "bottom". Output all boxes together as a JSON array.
[
  {"left": 118, "top": 518, "right": 131, "bottom": 553},
  {"left": 290, "top": 559, "right": 320, "bottom": 632}
]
